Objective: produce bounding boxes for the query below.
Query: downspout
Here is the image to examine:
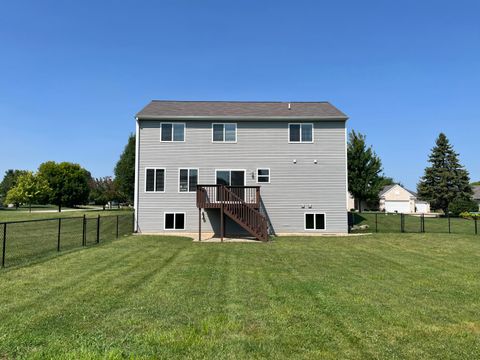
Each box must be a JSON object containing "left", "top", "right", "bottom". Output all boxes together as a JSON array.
[{"left": 134, "top": 117, "right": 140, "bottom": 232}]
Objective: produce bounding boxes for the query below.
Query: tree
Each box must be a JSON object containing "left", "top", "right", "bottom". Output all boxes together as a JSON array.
[
  {"left": 114, "top": 134, "right": 135, "bottom": 204},
  {"left": 5, "top": 172, "right": 51, "bottom": 212},
  {"left": 38, "top": 161, "right": 91, "bottom": 212},
  {"left": 471, "top": 181, "right": 480, "bottom": 186},
  {"left": 0, "top": 169, "right": 28, "bottom": 205},
  {"left": 417, "top": 133, "right": 472, "bottom": 213},
  {"left": 347, "top": 130, "right": 384, "bottom": 212},
  {"left": 448, "top": 198, "right": 478, "bottom": 216},
  {"left": 89, "top": 176, "right": 118, "bottom": 210}
]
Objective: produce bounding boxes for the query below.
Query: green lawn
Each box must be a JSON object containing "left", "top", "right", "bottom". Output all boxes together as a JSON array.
[
  {"left": 0, "top": 208, "right": 133, "bottom": 222},
  {"left": 352, "top": 212, "right": 478, "bottom": 235},
  {"left": 1, "top": 211, "right": 134, "bottom": 268},
  {"left": 1, "top": 234, "right": 480, "bottom": 359}
]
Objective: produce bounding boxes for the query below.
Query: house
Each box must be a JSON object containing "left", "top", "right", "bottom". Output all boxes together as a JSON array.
[
  {"left": 379, "top": 184, "right": 430, "bottom": 214},
  {"left": 473, "top": 186, "right": 480, "bottom": 211},
  {"left": 134, "top": 100, "right": 349, "bottom": 240}
]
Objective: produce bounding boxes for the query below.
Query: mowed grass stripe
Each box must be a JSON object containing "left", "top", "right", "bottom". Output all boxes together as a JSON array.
[{"left": 1, "top": 234, "right": 480, "bottom": 359}]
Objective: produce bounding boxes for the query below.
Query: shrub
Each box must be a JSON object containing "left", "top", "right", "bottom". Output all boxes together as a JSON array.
[
  {"left": 460, "top": 212, "right": 480, "bottom": 220},
  {"left": 449, "top": 198, "right": 478, "bottom": 216}
]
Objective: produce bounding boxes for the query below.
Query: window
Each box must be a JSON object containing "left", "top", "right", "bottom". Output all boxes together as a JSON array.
[
  {"left": 256, "top": 168, "right": 270, "bottom": 183},
  {"left": 212, "top": 123, "right": 237, "bottom": 142},
  {"left": 145, "top": 168, "right": 165, "bottom": 192},
  {"left": 164, "top": 213, "right": 185, "bottom": 230},
  {"left": 289, "top": 123, "right": 313, "bottom": 143},
  {"left": 179, "top": 168, "right": 198, "bottom": 192},
  {"left": 161, "top": 123, "right": 185, "bottom": 142},
  {"left": 305, "top": 213, "right": 326, "bottom": 230}
]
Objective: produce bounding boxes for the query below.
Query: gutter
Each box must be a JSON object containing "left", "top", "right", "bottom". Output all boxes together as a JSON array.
[{"left": 135, "top": 115, "right": 349, "bottom": 121}]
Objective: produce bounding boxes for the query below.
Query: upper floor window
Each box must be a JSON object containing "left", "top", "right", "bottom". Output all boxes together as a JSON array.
[
  {"left": 161, "top": 123, "right": 185, "bottom": 142},
  {"left": 212, "top": 123, "right": 237, "bottom": 142},
  {"left": 256, "top": 168, "right": 270, "bottom": 183},
  {"left": 179, "top": 168, "right": 198, "bottom": 192},
  {"left": 145, "top": 168, "right": 165, "bottom": 192},
  {"left": 289, "top": 123, "right": 313, "bottom": 143}
]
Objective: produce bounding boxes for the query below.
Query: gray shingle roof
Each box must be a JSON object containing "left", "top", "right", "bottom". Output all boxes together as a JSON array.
[
  {"left": 473, "top": 186, "right": 480, "bottom": 200},
  {"left": 136, "top": 100, "right": 348, "bottom": 120}
]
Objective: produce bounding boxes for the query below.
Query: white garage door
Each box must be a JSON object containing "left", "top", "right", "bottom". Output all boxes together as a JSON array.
[{"left": 385, "top": 201, "right": 411, "bottom": 214}]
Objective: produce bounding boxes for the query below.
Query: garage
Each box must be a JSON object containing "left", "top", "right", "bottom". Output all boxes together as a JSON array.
[{"left": 384, "top": 200, "right": 411, "bottom": 214}]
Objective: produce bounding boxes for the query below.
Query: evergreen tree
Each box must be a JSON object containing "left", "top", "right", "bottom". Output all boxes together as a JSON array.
[
  {"left": 347, "top": 130, "right": 384, "bottom": 211},
  {"left": 114, "top": 134, "right": 135, "bottom": 204},
  {"left": 417, "top": 133, "right": 472, "bottom": 212}
]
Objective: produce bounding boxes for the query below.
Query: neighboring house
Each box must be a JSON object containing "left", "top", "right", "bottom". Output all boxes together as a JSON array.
[
  {"left": 473, "top": 186, "right": 480, "bottom": 211},
  {"left": 379, "top": 184, "right": 430, "bottom": 214},
  {"left": 134, "top": 100, "right": 349, "bottom": 240}
]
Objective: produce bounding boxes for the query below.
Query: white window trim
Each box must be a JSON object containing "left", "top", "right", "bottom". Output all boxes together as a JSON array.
[
  {"left": 304, "top": 212, "right": 327, "bottom": 231},
  {"left": 160, "top": 122, "right": 186, "bottom": 142},
  {"left": 144, "top": 167, "right": 166, "bottom": 193},
  {"left": 256, "top": 168, "right": 271, "bottom": 184},
  {"left": 211, "top": 123, "right": 237, "bottom": 143},
  {"left": 288, "top": 123, "right": 314, "bottom": 143},
  {"left": 178, "top": 168, "right": 199, "bottom": 193},
  {"left": 163, "top": 212, "right": 186, "bottom": 230}
]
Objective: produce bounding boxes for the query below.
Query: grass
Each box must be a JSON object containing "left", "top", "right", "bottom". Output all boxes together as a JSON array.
[
  {"left": 352, "top": 212, "right": 478, "bottom": 235},
  {"left": 0, "top": 208, "right": 133, "bottom": 222},
  {"left": 0, "top": 212, "right": 134, "bottom": 268},
  {"left": 1, "top": 233, "right": 480, "bottom": 359}
]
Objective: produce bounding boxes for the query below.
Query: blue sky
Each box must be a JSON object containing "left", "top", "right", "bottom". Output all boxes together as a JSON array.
[{"left": 1, "top": 0, "right": 479, "bottom": 189}]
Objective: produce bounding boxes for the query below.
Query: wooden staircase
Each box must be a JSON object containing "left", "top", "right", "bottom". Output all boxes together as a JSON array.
[{"left": 196, "top": 185, "right": 269, "bottom": 241}]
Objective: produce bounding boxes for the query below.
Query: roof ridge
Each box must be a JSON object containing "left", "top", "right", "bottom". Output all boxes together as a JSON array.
[{"left": 150, "top": 100, "right": 332, "bottom": 104}]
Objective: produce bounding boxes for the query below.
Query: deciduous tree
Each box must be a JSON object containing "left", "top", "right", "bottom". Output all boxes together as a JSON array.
[
  {"left": 38, "top": 161, "right": 91, "bottom": 212},
  {"left": 347, "top": 130, "right": 384, "bottom": 212},
  {"left": 114, "top": 134, "right": 135, "bottom": 204},
  {"left": 5, "top": 172, "right": 51, "bottom": 212},
  {"left": 89, "top": 176, "right": 118, "bottom": 210},
  {"left": 0, "top": 169, "right": 28, "bottom": 205}
]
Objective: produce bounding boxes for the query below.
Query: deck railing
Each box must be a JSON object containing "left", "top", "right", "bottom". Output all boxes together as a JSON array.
[{"left": 196, "top": 185, "right": 260, "bottom": 208}]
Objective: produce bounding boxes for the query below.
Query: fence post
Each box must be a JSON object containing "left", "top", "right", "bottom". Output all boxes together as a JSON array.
[
  {"left": 116, "top": 215, "right": 119, "bottom": 239},
  {"left": 375, "top": 213, "right": 378, "bottom": 233},
  {"left": 1, "top": 223, "right": 6, "bottom": 268},
  {"left": 400, "top": 213, "right": 404, "bottom": 233},
  {"left": 132, "top": 212, "right": 135, "bottom": 233},
  {"left": 96, "top": 215, "right": 100, "bottom": 244},
  {"left": 475, "top": 217, "right": 478, "bottom": 235},
  {"left": 57, "top": 218, "right": 62, "bottom": 252},
  {"left": 82, "top": 215, "right": 86, "bottom": 246},
  {"left": 448, "top": 213, "right": 451, "bottom": 234}
]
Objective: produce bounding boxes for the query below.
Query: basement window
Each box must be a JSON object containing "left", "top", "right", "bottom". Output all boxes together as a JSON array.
[
  {"left": 164, "top": 213, "right": 185, "bottom": 230},
  {"left": 305, "top": 213, "right": 326, "bottom": 230}
]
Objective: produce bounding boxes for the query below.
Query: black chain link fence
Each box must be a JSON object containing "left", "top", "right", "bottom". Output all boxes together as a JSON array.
[
  {"left": 349, "top": 212, "right": 479, "bottom": 235},
  {"left": 1, "top": 213, "right": 134, "bottom": 268}
]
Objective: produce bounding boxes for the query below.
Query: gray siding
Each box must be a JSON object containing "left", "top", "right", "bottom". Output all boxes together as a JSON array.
[{"left": 136, "top": 120, "right": 348, "bottom": 234}]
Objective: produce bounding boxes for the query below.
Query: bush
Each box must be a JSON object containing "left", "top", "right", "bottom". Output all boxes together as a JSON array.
[
  {"left": 460, "top": 212, "right": 480, "bottom": 220},
  {"left": 449, "top": 198, "right": 478, "bottom": 216}
]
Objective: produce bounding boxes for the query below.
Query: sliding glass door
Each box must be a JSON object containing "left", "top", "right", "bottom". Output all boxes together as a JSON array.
[{"left": 215, "top": 170, "right": 245, "bottom": 201}]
